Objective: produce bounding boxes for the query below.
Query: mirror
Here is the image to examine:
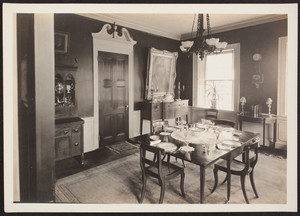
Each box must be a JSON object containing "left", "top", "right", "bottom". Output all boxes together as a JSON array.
[{"left": 145, "top": 48, "right": 178, "bottom": 101}]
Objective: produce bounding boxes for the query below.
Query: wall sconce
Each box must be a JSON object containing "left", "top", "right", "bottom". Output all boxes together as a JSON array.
[
  {"left": 252, "top": 52, "right": 264, "bottom": 88},
  {"left": 266, "top": 98, "right": 272, "bottom": 117},
  {"left": 239, "top": 97, "right": 246, "bottom": 115}
]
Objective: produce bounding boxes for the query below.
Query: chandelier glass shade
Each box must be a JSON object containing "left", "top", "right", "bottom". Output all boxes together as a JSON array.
[{"left": 180, "top": 14, "right": 228, "bottom": 60}]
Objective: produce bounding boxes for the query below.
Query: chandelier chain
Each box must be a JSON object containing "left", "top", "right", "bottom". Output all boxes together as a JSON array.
[
  {"left": 191, "top": 14, "right": 196, "bottom": 38},
  {"left": 206, "top": 14, "right": 211, "bottom": 36},
  {"left": 197, "top": 14, "right": 203, "bottom": 38}
]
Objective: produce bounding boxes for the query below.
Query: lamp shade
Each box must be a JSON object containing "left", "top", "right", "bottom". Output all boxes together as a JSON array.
[
  {"left": 240, "top": 97, "right": 246, "bottom": 103},
  {"left": 216, "top": 42, "right": 228, "bottom": 49},
  {"left": 181, "top": 41, "right": 194, "bottom": 49},
  {"left": 206, "top": 38, "right": 219, "bottom": 46},
  {"left": 266, "top": 98, "right": 272, "bottom": 105}
]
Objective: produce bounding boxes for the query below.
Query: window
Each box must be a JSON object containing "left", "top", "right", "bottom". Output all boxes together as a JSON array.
[{"left": 193, "top": 43, "right": 240, "bottom": 111}]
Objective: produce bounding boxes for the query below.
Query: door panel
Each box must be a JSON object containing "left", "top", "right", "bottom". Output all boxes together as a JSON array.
[{"left": 98, "top": 52, "right": 129, "bottom": 145}]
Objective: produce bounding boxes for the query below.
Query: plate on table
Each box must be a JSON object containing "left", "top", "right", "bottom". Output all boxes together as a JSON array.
[
  {"left": 233, "top": 130, "right": 243, "bottom": 136},
  {"left": 160, "top": 132, "right": 171, "bottom": 136},
  {"left": 216, "top": 143, "right": 232, "bottom": 151},
  {"left": 196, "top": 123, "right": 207, "bottom": 129},
  {"left": 150, "top": 135, "right": 160, "bottom": 141},
  {"left": 150, "top": 139, "right": 161, "bottom": 146},
  {"left": 221, "top": 140, "right": 241, "bottom": 147},
  {"left": 190, "top": 127, "right": 205, "bottom": 132},
  {"left": 156, "top": 142, "right": 178, "bottom": 152},
  {"left": 179, "top": 146, "right": 195, "bottom": 152},
  {"left": 165, "top": 126, "right": 178, "bottom": 132}
]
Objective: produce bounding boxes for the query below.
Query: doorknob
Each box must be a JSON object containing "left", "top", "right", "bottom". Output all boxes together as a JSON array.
[{"left": 125, "top": 105, "right": 129, "bottom": 111}]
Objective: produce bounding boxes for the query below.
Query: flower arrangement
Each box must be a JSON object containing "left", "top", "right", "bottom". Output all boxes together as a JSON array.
[{"left": 206, "top": 81, "right": 218, "bottom": 108}]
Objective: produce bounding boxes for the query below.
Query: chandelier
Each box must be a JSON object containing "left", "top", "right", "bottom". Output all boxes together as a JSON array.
[{"left": 180, "top": 14, "right": 228, "bottom": 60}]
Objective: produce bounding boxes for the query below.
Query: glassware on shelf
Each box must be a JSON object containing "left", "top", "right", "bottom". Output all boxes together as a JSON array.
[{"left": 55, "top": 73, "right": 75, "bottom": 108}]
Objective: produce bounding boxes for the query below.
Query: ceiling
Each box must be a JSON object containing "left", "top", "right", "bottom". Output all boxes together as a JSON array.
[{"left": 80, "top": 13, "right": 286, "bottom": 40}]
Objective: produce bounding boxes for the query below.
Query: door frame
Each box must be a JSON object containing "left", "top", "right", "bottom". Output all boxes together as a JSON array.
[{"left": 92, "top": 24, "right": 136, "bottom": 147}]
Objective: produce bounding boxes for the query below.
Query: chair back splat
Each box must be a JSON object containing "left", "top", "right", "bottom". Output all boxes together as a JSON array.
[
  {"left": 205, "top": 109, "right": 218, "bottom": 120},
  {"left": 139, "top": 144, "right": 185, "bottom": 204},
  {"left": 214, "top": 119, "right": 236, "bottom": 128}
]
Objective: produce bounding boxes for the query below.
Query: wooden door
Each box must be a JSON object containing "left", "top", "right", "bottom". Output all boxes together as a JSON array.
[{"left": 98, "top": 52, "right": 129, "bottom": 145}]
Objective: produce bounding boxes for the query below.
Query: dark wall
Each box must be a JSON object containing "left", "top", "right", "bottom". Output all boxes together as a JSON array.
[
  {"left": 54, "top": 15, "right": 287, "bottom": 115},
  {"left": 216, "top": 19, "right": 287, "bottom": 114},
  {"left": 181, "top": 19, "right": 287, "bottom": 114},
  {"left": 54, "top": 14, "right": 182, "bottom": 116},
  {"left": 55, "top": 14, "right": 101, "bottom": 117}
]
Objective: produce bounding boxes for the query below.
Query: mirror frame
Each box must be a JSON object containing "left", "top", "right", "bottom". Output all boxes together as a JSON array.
[{"left": 145, "top": 48, "right": 178, "bottom": 100}]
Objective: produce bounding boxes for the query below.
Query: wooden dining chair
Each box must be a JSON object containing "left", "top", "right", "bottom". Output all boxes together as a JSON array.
[
  {"left": 213, "top": 119, "right": 236, "bottom": 128},
  {"left": 211, "top": 142, "right": 259, "bottom": 204},
  {"left": 205, "top": 108, "right": 218, "bottom": 120},
  {"left": 139, "top": 144, "right": 185, "bottom": 204}
]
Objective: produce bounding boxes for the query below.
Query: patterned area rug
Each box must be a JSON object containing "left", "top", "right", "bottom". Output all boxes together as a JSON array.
[
  {"left": 55, "top": 152, "right": 286, "bottom": 204},
  {"left": 105, "top": 141, "right": 138, "bottom": 154}
]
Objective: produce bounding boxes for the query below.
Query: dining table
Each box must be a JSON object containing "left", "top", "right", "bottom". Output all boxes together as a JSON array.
[{"left": 129, "top": 124, "right": 260, "bottom": 204}]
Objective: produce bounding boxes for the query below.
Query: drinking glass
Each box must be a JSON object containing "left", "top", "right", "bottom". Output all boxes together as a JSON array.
[{"left": 183, "top": 125, "right": 190, "bottom": 146}]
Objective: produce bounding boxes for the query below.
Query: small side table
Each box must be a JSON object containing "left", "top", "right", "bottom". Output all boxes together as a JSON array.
[{"left": 238, "top": 114, "right": 277, "bottom": 147}]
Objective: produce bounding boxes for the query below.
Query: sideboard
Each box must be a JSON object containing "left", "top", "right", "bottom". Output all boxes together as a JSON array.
[{"left": 140, "top": 100, "right": 189, "bottom": 134}]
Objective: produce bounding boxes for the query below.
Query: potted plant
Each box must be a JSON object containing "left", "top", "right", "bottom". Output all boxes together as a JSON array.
[{"left": 206, "top": 81, "right": 218, "bottom": 109}]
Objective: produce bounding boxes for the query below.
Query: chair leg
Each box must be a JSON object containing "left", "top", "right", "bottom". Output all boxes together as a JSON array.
[
  {"left": 181, "top": 159, "right": 185, "bottom": 168},
  {"left": 159, "top": 179, "right": 166, "bottom": 204},
  {"left": 180, "top": 172, "right": 185, "bottom": 198},
  {"left": 211, "top": 167, "right": 218, "bottom": 193},
  {"left": 153, "top": 154, "right": 157, "bottom": 162},
  {"left": 250, "top": 170, "right": 259, "bottom": 198},
  {"left": 140, "top": 174, "right": 147, "bottom": 203},
  {"left": 241, "top": 175, "right": 249, "bottom": 204},
  {"left": 222, "top": 174, "right": 228, "bottom": 184}
]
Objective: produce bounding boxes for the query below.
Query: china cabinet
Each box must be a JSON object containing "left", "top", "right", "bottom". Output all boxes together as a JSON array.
[
  {"left": 55, "top": 65, "right": 78, "bottom": 117},
  {"left": 55, "top": 65, "right": 84, "bottom": 164}
]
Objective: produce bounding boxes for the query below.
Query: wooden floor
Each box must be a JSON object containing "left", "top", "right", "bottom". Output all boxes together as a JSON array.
[{"left": 55, "top": 142, "right": 139, "bottom": 179}]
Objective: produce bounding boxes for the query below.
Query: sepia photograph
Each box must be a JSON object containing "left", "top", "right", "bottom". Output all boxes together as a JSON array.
[{"left": 3, "top": 3, "right": 298, "bottom": 213}]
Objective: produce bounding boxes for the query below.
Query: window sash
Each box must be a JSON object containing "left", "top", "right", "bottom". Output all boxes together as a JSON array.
[{"left": 193, "top": 43, "right": 240, "bottom": 111}]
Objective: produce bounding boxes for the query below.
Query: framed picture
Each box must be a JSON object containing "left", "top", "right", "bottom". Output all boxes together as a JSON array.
[
  {"left": 146, "top": 48, "right": 178, "bottom": 100},
  {"left": 55, "top": 32, "right": 70, "bottom": 54}
]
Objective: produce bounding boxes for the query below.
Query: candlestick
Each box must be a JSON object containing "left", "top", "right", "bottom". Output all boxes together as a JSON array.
[
  {"left": 266, "top": 98, "right": 272, "bottom": 117},
  {"left": 239, "top": 97, "right": 246, "bottom": 115},
  {"left": 177, "top": 82, "right": 181, "bottom": 100}
]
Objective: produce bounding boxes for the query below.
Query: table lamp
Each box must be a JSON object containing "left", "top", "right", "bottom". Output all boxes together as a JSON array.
[
  {"left": 239, "top": 97, "right": 246, "bottom": 115},
  {"left": 266, "top": 98, "right": 272, "bottom": 117}
]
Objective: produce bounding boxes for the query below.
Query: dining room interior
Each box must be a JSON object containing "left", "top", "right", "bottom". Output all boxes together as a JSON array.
[{"left": 7, "top": 4, "right": 298, "bottom": 212}]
